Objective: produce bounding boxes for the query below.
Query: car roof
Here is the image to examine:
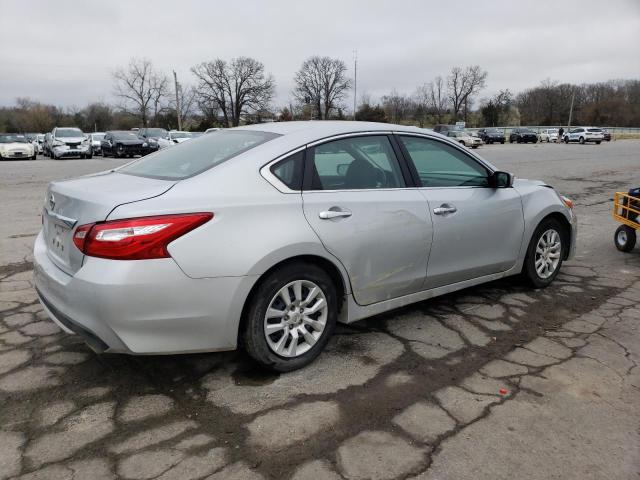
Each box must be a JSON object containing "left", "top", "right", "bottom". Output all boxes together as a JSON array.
[{"left": 232, "top": 120, "right": 426, "bottom": 140}]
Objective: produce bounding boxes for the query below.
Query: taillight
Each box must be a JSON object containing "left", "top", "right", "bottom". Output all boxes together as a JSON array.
[{"left": 72, "top": 213, "right": 213, "bottom": 260}]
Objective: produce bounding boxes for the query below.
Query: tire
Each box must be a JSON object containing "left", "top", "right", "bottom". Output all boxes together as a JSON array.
[
  {"left": 242, "top": 262, "right": 337, "bottom": 372},
  {"left": 501, "top": 140, "right": 505, "bottom": 144},
  {"left": 522, "top": 217, "right": 565, "bottom": 288},
  {"left": 509, "top": 138, "right": 514, "bottom": 144},
  {"left": 564, "top": 137, "right": 569, "bottom": 144},
  {"left": 595, "top": 141, "right": 601, "bottom": 145},
  {"left": 31, "top": 154, "right": 37, "bottom": 160},
  {"left": 579, "top": 137, "right": 585, "bottom": 144},
  {"left": 86, "top": 153, "right": 93, "bottom": 159},
  {"left": 614, "top": 225, "right": 636, "bottom": 252}
]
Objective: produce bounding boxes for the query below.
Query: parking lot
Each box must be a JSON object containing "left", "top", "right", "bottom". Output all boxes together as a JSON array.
[{"left": 1, "top": 141, "right": 639, "bottom": 480}]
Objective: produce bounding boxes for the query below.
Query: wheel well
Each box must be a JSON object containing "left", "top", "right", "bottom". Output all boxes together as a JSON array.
[
  {"left": 238, "top": 255, "right": 348, "bottom": 343},
  {"left": 542, "top": 212, "right": 572, "bottom": 260}
]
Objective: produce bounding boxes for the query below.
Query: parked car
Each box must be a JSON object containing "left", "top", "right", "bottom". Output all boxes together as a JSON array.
[
  {"left": 562, "top": 127, "right": 604, "bottom": 144},
  {"left": 43, "top": 133, "right": 52, "bottom": 157},
  {"left": 34, "top": 121, "right": 576, "bottom": 371},
  {"left": 0, "top": 133, "right": 36, "bottom": 160},
  {"left": 509, "top": 128, "right": 538, "bottom": 144},
  {"left": 446, "top": 130, "right": 483, "bottom": 148},
  {"left": 50, "top": 127, "right": 92, "bottom": 159},
  {"left": 168, "top": 131, "right": 194, "bottom": 144},
  {"left": 138, "top": 128, "right": 172, "bottom": 149},
  {"left": 101, "top": 131, "right": 150, "bottom": 158},
  {"left": 433, "top": 124, "right": 463, "bottom": 135},
  {"left": 29, "top": 133, "right": 45, "bottom": 154},
  {"left": 88, "top": 133, "right": 106, "bottom": 155},
  {"left": 539, "top": 128, "right": 559, "bottom": 143},
  {"left": 602, "top": 129, "right": 612, "bottom": 142},
  {"left": 477, "top": 128, "right": 505, "bottom": 144}
]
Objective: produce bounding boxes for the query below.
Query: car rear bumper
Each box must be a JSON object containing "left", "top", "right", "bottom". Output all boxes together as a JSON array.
[{"left": 33, "top": 231, "right": 257, "bottom": 354}]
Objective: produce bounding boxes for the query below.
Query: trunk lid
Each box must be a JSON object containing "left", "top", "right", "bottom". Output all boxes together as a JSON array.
[{"left": 43, "top": 171, "right": 175, "bottom": 274}]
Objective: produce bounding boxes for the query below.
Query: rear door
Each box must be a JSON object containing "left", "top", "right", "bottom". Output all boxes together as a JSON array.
[
  {"left": 396, "top": 134, "right": 524, "bottom": 289},
  {"left": 302, "top": 134, "right": 433, "bottom": 306}
]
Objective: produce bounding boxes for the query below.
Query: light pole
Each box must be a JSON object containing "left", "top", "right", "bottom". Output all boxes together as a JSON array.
[
  {"left": 173, "top": 70, "right": 182, "bottom": 131},
  {"left": 353, "top": 50, "right": 357, "bottom": 120}
]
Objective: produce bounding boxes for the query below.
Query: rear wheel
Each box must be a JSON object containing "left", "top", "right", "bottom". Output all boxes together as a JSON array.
[
  {"left": 595, "top": 141, "right": 601, "bottom": 145},
  {"left": 579, "top": 137, "right": 585, "bottom": 144},
  {"left": 522, "top": 218, "right": 565, "bottom": 288},
  {"left": 614, "top": 225, "right": 636, "bottom": 252},
  {"left": 564, "top": 137, "right": 569, "bottom": 144},
  {"left": 242, "top": 262, "right": 337, "bottom": 372}
]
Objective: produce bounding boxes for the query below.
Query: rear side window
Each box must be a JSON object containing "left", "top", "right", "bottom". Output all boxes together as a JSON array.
[
  {"left": 271, "top": 150, "right": 304, "bottom": 190},
  {"left": 398, "top": 136, "right": 489, "bottom": 188},
  {"left": 120, "top": 130, "right": 280, "bottom": 180},
  {"left": 310, "top": 136, "right": 405, "bottom": 190}
]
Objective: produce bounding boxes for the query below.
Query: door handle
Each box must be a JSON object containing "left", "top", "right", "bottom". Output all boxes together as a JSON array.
[
  {"left": 319, "top": 209, "right": 352, "bottom": 220},
  {"left": 433, "top": 204, "right": 457, "bottom": 216}
]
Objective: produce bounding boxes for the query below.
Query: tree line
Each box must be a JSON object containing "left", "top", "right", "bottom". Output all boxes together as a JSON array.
[{"left": 1, "top": 55, "right": 639, "bottom": 133}]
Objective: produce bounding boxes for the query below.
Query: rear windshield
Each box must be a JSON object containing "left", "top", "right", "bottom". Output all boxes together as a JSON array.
[
  {"left": 56, "top": 128, "right": 83, "bottom": 137},
  {"left": 587, "top": 128, "right": 602, "bottom": 132},
  {"left": 119, "top": 130, "right": 280, "bottom": 180}
]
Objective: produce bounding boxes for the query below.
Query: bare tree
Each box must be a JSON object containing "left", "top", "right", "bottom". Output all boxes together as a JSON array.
[
  {"left": 191, "top": 57, "right": 275, "bottom": 127},
  {"left": 417, "top": 76, "right": 449, "bottom": 123},
  {"left": 447, "top": 65, "right": 488, "bottom": 121},
  {"left": 293, "top": 56, "right": 351, "bottom": 120},
  {"left": 113, "top": 58, "right": 169, "bottom": 126}
]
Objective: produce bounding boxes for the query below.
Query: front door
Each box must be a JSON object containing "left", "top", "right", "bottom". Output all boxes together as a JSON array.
[
  {"left": 302, "top": 134, "right": 433, "bottom": 306},
  {"left": 396, "top": 134, "right": 524, "bottom": 289}
]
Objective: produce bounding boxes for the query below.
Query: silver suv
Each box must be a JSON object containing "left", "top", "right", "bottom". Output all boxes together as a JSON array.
[{"left": 49, "top": 127, "right": 92, "bottom": 159}]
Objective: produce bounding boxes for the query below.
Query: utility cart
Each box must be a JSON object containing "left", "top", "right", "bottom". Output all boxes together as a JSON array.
[{"left": 613, "top": 188, "right": 640, "bottom": 252}]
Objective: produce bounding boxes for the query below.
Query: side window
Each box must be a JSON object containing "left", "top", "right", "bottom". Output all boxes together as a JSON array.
[
  {"left": 271, "top": 150, "right": 304, "bottom": 190},
  {"left": 310, "top": 136, "right": 405, "bottom": 190},
  {"left": 398, "top": 136, "right": 489, "bottom": 188}
]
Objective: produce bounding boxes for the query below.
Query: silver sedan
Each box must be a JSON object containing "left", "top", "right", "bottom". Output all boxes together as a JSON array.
[{"left": 34, "top": 121, "right": 576, "bottom": 371}]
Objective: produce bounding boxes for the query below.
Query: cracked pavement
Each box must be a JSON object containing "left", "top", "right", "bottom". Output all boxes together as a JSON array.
[{"left": 1, "top": 141, "right": 639, "bottom": 479}]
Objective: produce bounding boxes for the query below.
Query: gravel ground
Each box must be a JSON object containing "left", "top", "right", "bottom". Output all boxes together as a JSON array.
[{"left": 0, "top": 140, "right": 638, "bottom": 480}]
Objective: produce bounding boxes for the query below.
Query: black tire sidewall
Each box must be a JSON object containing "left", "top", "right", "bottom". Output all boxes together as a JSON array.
[
  {"left": 524, "top": 218, "right": 565, "bottom": 288},
  {"left": 615, "top": 225, "right": 636, "bottom": 252},
  {"left": 243, "top": 262, "right": 338, "bottom": 372}
]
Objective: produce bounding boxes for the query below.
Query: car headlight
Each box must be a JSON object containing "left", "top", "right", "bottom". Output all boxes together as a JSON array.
[
  {"left": 143, "top": 142, "right": 148, "bottom": 147},
  {"left": 148, "top": 138, "right": 157, "bottom": 144},
  {"left": 53, "top": 140, "right": 64, "bottom": 147}
]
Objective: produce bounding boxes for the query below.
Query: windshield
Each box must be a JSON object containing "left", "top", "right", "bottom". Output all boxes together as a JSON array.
[
  {"left": 91, "top": 133, "right": 105, "bottom": 140},
  {"left": 170, "top": 132, "right": 191, "bottom": 139},
  {"left": 145, "top": 128, "right": 168, "bottom": 137},
  {"left": 0, "top": 134, "right": 28, "bottom": 143},
  {"left": 56, "top": 128, "right": 83, "bottom": 138},
  {"left": 112, "top": 132, "right": 139, "bottom": 140},
  {"left": 547, "top": 129, "right": 558, "bottom": 133},
  {"left": 120, "top": 130, "right": 280, "bottom": 180}
]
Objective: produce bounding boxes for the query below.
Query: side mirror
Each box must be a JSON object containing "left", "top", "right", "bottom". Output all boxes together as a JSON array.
[{"left": 490, "top": 171, "right": 513, "bottom": 188}]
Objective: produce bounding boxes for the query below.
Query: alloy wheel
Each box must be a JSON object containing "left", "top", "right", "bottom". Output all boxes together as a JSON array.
[
  {"left": 263, "top": 280, "right": 328, "bottom": 358},
  {"left": 534, "top": 229, "right": 562, "bottom": 279}
]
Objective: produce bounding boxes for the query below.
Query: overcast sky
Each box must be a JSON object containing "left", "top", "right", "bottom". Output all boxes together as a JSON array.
[{"left": 1, "top": 0, "right": 639, "bottom": 111}]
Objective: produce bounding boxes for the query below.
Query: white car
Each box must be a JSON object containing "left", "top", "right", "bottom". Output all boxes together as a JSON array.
[
  {"left": 539, "top": 128, "right": 559, "bottom": 143},
  {"left": 563, "top": 127, "right": 604, "bottom": 145},
  {"left": 167, "top": 131, "right": 195, "bottom": 144},
  {"left": 446, "top": 130, "right": 483, "bottom": 148},
  {"left": 50, "top": 127, "right": 92, "bottom": 159},
  {"left": 88, "top": 133, "right": 106, "bottom": 155},
  {"left": 0, "top": 133, "right": 36, "bottom": 160}
]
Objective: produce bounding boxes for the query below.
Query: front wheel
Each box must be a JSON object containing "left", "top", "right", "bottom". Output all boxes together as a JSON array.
[
  {"left": 579, "top": 137, "right": 585, "bottom": 144},
  {"left": 522, "top": 218, "right": 565, "bottom": 288},
  {"left": 242, "top": 262, "right": 337, "bottom": 372},
  {"left": 564, "top": 137, "right": 569, "bottom": 144},
  {"left": 595, "top": 141, "right": 601, "bottom": 145},
  {"left": 614, "top": 225, "right": 636, "bottom": 252}
]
